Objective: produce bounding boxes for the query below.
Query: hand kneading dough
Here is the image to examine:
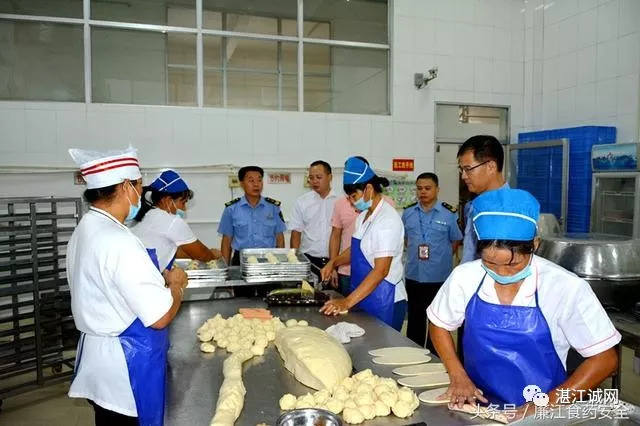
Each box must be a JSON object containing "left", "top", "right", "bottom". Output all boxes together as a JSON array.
[
  {"left": 200, "top": 342, "right": 216, "bottom": 353},
  {"left": 279, "top": 394, "right": 297, "bottom": 410},
  {"left": 275, "top": 326, "right": 352, "bottom": 390},
  {"left": 342, "top": 407, "right": 365, "bottom": 424}
]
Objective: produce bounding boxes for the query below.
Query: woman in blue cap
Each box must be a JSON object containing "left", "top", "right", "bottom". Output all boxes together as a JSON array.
[
  {"left": 427, "top": 188, "right": 620, "bottom": 417},
  {"left": 132, "top": 169, "right": 220, "bottom": 271},
  {"left": 320, "top": 156, "right": 407, "bottom": 331}
]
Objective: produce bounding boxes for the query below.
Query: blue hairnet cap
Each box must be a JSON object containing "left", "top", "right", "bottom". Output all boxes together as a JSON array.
[
  {"left": 149, "top": 169, "right": 190, "bottom": 193},
  {"left": 472, "top": 188, "right": 540, "bottom": 241},
  {"left": 344, "top": 157, "right": 376, "bottom": 185}
]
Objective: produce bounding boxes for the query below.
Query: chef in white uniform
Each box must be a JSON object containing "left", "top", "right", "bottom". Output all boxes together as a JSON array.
[
  {"left": 67, "top": 148, "right": 187, "bottom": 426},
  {"left": 132, "top": 169, "right": 220, "bottom": 271}
]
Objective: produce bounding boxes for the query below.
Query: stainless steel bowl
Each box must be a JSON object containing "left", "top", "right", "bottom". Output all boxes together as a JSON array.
[
  {"left": 276, "top": 409, "right": 343, "bottom": 426},
  {"left": 536, "top": 233, "right": 640, "bottom": 280},
  {"left": 537, "top": 213, "right": 561, "bottom": 237}
]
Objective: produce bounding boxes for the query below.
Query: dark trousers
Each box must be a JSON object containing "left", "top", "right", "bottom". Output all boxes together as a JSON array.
[
  {"left": 406, "top": 278, "right": 444, "bottom": 353},
  {"left": 338, "top": 273, "right": 351, "bottom": 296},
  {"left": 89, "top": 400, "right": 138, "bottom": 426}
]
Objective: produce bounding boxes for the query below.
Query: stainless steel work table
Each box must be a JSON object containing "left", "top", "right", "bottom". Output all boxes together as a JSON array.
[{"left": 165, "top": 298, "right": 496, "bottom": 426}]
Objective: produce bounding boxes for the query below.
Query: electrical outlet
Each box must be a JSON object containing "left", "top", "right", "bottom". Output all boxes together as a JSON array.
[{"left": 228, "top": 174, "right": 240, "bottom": 188}]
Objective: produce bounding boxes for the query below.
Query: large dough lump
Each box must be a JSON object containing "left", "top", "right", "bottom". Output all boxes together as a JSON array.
[{"left": 275, "top": 325, "right": 352, "bottom": 390}]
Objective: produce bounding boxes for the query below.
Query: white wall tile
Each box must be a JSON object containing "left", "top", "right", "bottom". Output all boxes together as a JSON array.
[
  {"left": 491, "top": 0, "right": 511, "bottom": 29},
  {"left": 393, "top": 51, "right": 414, "bottom": 88},
  {"left": 412, "top": 123, "right": 434, "bottom": 156},
  {"left": 172, "top": 110, "right": 201, "bottom": 148},
  {"left": 577, "top": 45, "right": 597, "bottom": 84},
  {"left": 23, "top": 109, "right": 55, "bottom": 154},
  {"left": 454, "top": 23, "right": 475, "bottom": 57},
  {"left": 492, "top": 28, "right": 512, "bottom": 61},
  {"left": 395, "top": 17, "right": 415, "bottom": 52},
  {"left": 277, "top": 115, "right": 302, "bottom": 156},
  {"left": 575, "top": 82, "right": 597, "bottom": 120},
  {"left": 325, "top": 119, "right": 349, "bottom": 163},
  {"left": 454, "top": 56, "right": 474, "bottom": 92},
  {"left": 533, "top": 60, "right": 544, "bottom": 94},
  {"left": 474, "top": 0, "right": 494, "bottom": 26},
  {"left": 578, "top": 0, "right": 599, "bottom": 13},
  {"left": 455, "top": 0, "right": 476, "bottom": 24},
  {"left": 596, "top": 0, "right": 619, "bottom": 43},
  {"left": 0, "top": 108, "right": 25, "bottom": 153},
  {"left": 543, "top": 0, "right": 562, "bottom": 24},
  {"left": 433, "top": 55, "right": 456, "bottom": 90},
  {"left": 472, "top": 26, "right": 493, "bottom": 59},
  {"left": 435, "top": 0, "right": 458, "bottom": 23},
  {"left": 619, "top": 0, "right": 640, "bottom": 37},
  {"left": 557, "top": 52, "right": 577, "bottom": 89},
  {"left": 532, "top": 94, "right": 544, "bottom": 127},
  {"left": 371, "top": 120, "right": 393, "bottom": 157},
  {"left": 300, "top": 116, "right": 326, "bottom": 161},
  {"left": 412, "top": 53, "right": 436, "bottom": 73},
  {"left": 393, "top": 85, "right": 418, "bottom": 121},
  {"left": 413, "top": 19, "right": 437, "bottom": 54},
  {"left": 415, "top": 89, "right": 436, "bottom": 123},
  {"left": 577, "top": 9, "right": 598, "bottom": 49},
  {"left": 615, "top": 113, "right": 639, "bottom": 142},
  {"left": 512, "top": 30, "right": 525, "bottom": 62},
  {"left": 510, "top": 1, "right": 526, "bottom": 31},
  {"left": 492, "top": 60, "right": 512, "bottom": 94},
  {"left": 252, "top": 116, "right": 278, "bottom": 155},
  {"left": 226, "top": 114, "right": 253, "bottom": 157},
  {"left": 542, "top": 90, "right": 559, "bottom": 126},
  {"left": 55, "top": 109, "right": 87, "bottom": 157},
  {"left": 435, "top": 20, "right": 456, "bottom": 56},
  {"left": 512, "top": 62, "right": 525, "bottom": 94},
  {"left": 616, "top": 74, "right": 640, "bottom": 117},
  {"left": 557, "top": 87, "right": 576, "bottom": 123},
  {"left": 473, "top": 58, "right": 493, "bottom": 92},
  {"left": 596, "top": 78, "right": 618, "bottom": 118},
  {"left": 558, "top": 16, "right": 578, "bottom": 55},
  {"left": 596, "top": 39, "right": 618, "bottom": 80},
  {"left": 618, "top": 33, "right": 640, "bottom": 76},
  {"left": 543, "top": 24, "right": 559, "bottom": 60},
  {"left": 392, "top": 122, "right": 413, "bottom": 157},
  {"left": 533, "top": 25, "right": 544, "bottom": 60},
  {"left": 557, "top": 0, "right": 579, "bottom": 22},
  {"left": 542, "top": 58, "right": 558, "bottom": 92},
  {"left": 348, "top": 119, "right": 372, "bottom": 156},
  {"left": 200, "top": 110, "right": 228, "bottom": 158}
]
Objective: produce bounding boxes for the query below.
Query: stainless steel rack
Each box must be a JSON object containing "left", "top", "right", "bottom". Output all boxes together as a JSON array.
[{"left": 0, "top": 197, "right": 82, "bottom": 406}]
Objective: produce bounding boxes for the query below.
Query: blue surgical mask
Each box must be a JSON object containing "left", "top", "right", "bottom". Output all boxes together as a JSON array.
[
  {"left": 481, "top": 261, "right": 532, "bottom": 285},
  {"left": 353, "top": 189, "right": 372, "bottom": 212},
  {"left": 125, "top": 182, "right": 141, "bottom": 222},
  {"left": 171, "top": 200, "right": 186, "bottom": 218}
]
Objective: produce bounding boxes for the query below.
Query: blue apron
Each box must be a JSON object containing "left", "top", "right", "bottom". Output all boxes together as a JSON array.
[
  {"left": 349, "top": 236, "right": 396, "bottom": 326},
  {"left": 115, "top": 248, "right": 170, "bottom": 425},
  {"left": 146, "top": 248, "right": 176, "bottom": 271},
  {"left": 463, "top": 273, "right": 567, "bottom": 407}
]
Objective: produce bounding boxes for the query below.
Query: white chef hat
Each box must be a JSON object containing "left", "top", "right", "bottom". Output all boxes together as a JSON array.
[{"left": 69, "top": 147, "right": 142, "bottom": 189}]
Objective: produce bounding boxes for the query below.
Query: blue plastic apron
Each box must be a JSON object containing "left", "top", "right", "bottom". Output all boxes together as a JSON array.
[
  {"left": 349, "top": 236, "right": 396, "bottom": 326},
  {"left": 463, "top": 273, "right": 567, "bottom": 407},
  {"left": 146, "top": 248, "right": 176, "bottom": 271}
]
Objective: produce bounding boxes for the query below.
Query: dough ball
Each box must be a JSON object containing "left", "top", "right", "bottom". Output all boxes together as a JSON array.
[
  {"left": 285, "top": 319, "right": 298, "bottom": 327},
  {"left": 266, "top": 331, "right": 276, "bottom": 341},
  {"left": 325, "top": 398, "right": 344, "bottom": 414},
  {"left": 374, "top": 400, "right": 390, "bottom": 417},
  {"left": 379, "top": 391, "right": 397, "bottom": 407},
  {"left": 378, "top": 378, "right": 397, "bottom": 390},
  {"left": 392, "top": 400, "right": 413, "bottom": 418},
  {"left": 226, "top": 342, "right": 241, "bottom": 353},
  {"left": 197, "top": 324, "right": 209, "bottom": 334},
  {"left": 340, "top": 376, "right": 356, "bottom": 391},
  {"left": 355, "top": 383, "right": 374, "bottom": 395},
  {"left": 296, "top": 393, "right": 315, "bottom": 409},
  {"left": 279, "top": 394, "right": 297, "bottom": 410},
  {"left": 217, "top": 339, "right": 228, "bottom": 349},
  {"left": 354, "top": 392, "right": 374, "bottom": 406},
  {"left": 240, "top": 340, "right": 252, "bottom": 350},
  {"left": 397, "top": 387, "right": 415, "bottom": 403},
  {"left": 197, "top": 330, "right": 214, "bottom": 342},
  {"left": 254, "top": 336, "right": 268, "bottom": 348},
  {"left": 361, "top": 376, "right": 377, "bottom": 387},
  {"left": 374, "top": 385, "right": 392, "bottom": 396},
  {"left": 333, "top": 386, "right": 350, "bottom": 401},
  {"left": 359, "top": 404, "right": 376, "bottom": 420},
  {"left": 200, "top": 342, "right": 216, "bottom": 353},
  {"left": 343, "top": 399, "right": 357, "bottom": 409},
  {"left": 251, "top": 345, "right": 265, "bottom": 356},
  {"left": 314, "top": 389, "right": 331, "bottom": 405},
  {"left": 342, "top": 407, "right": 364, "bottom": 425},
  {"left": 353, "top": 369, "right": 373, "bottom": 381},
  {"left": 297, "top": 320, "right": 308, "bottom": 326},
  {"left": 227, "top": 334, "right": 240, "bottom": 343}
]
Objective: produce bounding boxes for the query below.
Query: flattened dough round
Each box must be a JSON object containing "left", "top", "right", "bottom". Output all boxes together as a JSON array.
[
  {"left": 368, "top": 346, "right": 430, "bottom": 357},
  {"left": 393, "top": 363, "right": 445, "bottom": 376},
  {"left": 418, "top": 387, "right": 450, "bottom": 404},
  {"left": 372, "top": 353, "right": 432, "bottom": 366},
  {"left": 397, "top": 371, "right": 450, "bottom": 388}
]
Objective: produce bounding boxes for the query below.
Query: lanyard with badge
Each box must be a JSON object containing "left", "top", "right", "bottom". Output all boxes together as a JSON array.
[{"left": 417, "top": 208, "right": 430, "bottom": 260}]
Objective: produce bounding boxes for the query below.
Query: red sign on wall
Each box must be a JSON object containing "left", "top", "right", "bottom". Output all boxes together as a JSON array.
[{"left": 392, "top": 158, "right": 414, "bottom": 172}]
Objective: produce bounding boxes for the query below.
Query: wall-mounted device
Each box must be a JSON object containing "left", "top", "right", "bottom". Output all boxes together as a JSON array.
[{"left": 414, "top": 67, "right": 438, "bottom": 89}]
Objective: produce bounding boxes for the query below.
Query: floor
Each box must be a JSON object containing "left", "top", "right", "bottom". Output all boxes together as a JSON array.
[{"left": 1, "top": 338, "right": 638, "bottom": 426}]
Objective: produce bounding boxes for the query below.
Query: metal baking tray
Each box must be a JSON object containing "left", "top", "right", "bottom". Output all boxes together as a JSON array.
[
  {"left": 243, "top": 274, "right": 310, "bottom": 283},
  {"left": 240, "top": 248, "right": 310, "bottom": 265},
  {"left": 174, "top": 258, "right": 228, "bottom": 277}
]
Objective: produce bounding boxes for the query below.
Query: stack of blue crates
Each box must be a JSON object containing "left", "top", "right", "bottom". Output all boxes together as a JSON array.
[{"left": 517, "top": 126, "right": 616, "bottom": 233}]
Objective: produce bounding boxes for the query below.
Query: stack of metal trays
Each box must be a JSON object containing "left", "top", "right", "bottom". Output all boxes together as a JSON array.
[
  {"left": 240, "top": 248, "right": 310, "bottom": 283},
  {"left": 174, "top": 258, "right": 229, "bottom": 287}
]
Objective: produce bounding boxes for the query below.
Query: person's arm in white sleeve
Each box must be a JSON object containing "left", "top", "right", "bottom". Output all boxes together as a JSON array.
[{"left": 289, "top": 199, "right": 304, "bottom": 249}]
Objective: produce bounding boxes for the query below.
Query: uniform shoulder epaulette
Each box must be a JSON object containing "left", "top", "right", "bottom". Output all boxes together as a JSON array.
[
  {"left": 225, "top": 197, "right": 241, "bottom": 207},
  {"left": 404, "top": 201, "right": 418, "bottom": 210},
  {"left": 442, "top": 202, "right": 458, "bottom": 213},
  {"left": 265, "top": 197, "right": 281, "bottom": 207}
]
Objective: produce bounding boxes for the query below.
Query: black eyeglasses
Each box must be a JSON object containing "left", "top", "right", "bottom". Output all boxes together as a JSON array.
[{"left": 458, "top": 161, "right": 489, "bottom": 175}]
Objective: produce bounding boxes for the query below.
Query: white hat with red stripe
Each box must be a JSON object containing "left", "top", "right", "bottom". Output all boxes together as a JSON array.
[{"left": 69, "top": 147, "right": 142, "bottom": 189}]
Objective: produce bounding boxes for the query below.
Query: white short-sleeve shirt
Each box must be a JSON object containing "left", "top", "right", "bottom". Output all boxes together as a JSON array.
[
  {"left": 66, "top": 207, "right": 174, "bottom": 416},
  {"left": 132, "top": 208, "right": 197, "bottom": 271},
  {"left": 353, "top": 200, "right": 407, "bottom": 302},
  {"left": 427, "top": 256, "right": 621, "bottom": 367},
  {"left": 288, "top": 190, "right": 338, "bottom": 258}
]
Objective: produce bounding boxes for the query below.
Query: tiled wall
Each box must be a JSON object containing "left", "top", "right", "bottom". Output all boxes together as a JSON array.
[{"left": 522, "top": 0, "right": 640, "bottom": 142}]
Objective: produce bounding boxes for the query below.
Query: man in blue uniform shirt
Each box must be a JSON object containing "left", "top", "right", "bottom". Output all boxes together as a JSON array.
[
  {"left": 402, "top": 172, "right": 462, "bottom": 351},
  {"left": 218, "top": 166, "right": 286, "bottom": 267}
]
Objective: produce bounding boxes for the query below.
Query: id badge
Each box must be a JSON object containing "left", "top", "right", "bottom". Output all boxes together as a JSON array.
[{"left": 418, "top": 244, "right": 430, "bottom": 260}]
